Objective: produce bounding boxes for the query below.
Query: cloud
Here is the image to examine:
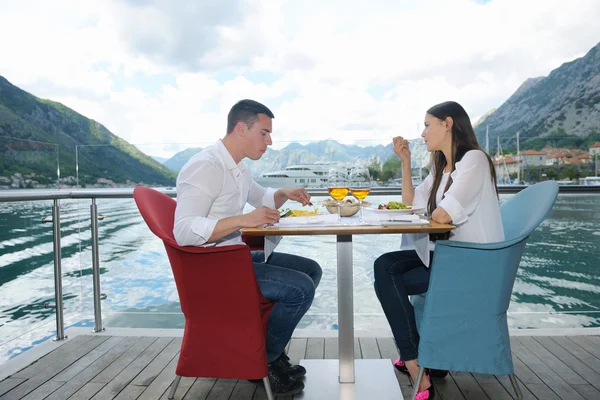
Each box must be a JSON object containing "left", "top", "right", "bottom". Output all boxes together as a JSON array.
[{"left": 0, "top": 0, "right": 599, "bottom": 157}]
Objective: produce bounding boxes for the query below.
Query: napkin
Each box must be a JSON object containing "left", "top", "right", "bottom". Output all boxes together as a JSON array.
[
  {"left": 264, "top": 235, "right": 282, "bottom": 262},
  {"left": 362, "top": 214, "right": 422, "bottom": 223},
  {"left": 275, "top": 213, "right": 340, "bottom": 226}
]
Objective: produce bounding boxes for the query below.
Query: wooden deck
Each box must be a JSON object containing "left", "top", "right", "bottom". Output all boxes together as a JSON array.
[{"left": 1, "top": 334, "right": 600, "bottom": 399}]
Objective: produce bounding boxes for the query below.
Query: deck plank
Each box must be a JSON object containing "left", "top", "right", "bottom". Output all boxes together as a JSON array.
[
  {"left": 90, "top": 337, "right": 174, "bottom": 399},
  {"left": 230, "top": 380, "right": 257, "bottom": 399},
  {"left": 4, "top": 334, "right": 600, "bottom": 400},
  {"left": 432, "top": 376, "right": 468, "bottom": 400},
  {"left": 534, "top": 336, "right": 600, "bottom": 390},
  {"left": 354, "top": 337, "right": 361, "bottom": 359},
  {"left": 69, "top": 382, "right": 105, "bottom": 400},
  {"left": 0, "top": 378, "right": 26, "bottom": 397},
  {"left": 46, "top": 336, "right": 142, "bottom": 400},
  {"left": 20, "top": 380, "right": 64, "bottom": 400},
  {"left": 518, "top": 337, "right": 587, "bottom": 385},
  {"left": 494, "top": 374, "right": 538, "bottom": 400},
  {"left": 511, "top": 337, "right": 585, "bottom": 400},
  {"left": 182, "top": 378, "right": 216, "bottom": 400},
  {"left": 11, "top": 335, "right": 90, "bottom": 379},
  {"left": 358, "top": 337, "right": 380, "bottom": 359},
  {"left": 53, "top": 336, "right": 127, "bottom": 382},
  {"left": 305, "top": 338, "right": 324, "bottom": 360},
  {"left": 571, "top": 384, "right": 600, "bottom": 399},
  {"left": 471, "top": 374, "right": 512, "bottom": 400},
  {"left": 449, "top": 371, "right": 490, "bottom": 400},
  {"left": 570, "top": 335, "right": 600, "bottom": 355},
  {"left": 286, "top": 338, "right": 307, "bottom": 366},
  {"left": 159, "top": 377, "right": 196, "bottom": 400},
  {"left": 137, "top": 353, "right": 180, "bottom": 400},
  {"left": 113, "top": 385, "right": 146, "bottom": 400},
  {"left": 205, "top": 378, "right": 236, "bottom": 400},
  {"left": 92, "top": 337, "right": 158, "bottom": 384},
  {"left": 0, "top": 336, "right": 108, "bottom": 400},
  {"left": 323, "top": 338, "right": 338, "bottom": 359},
  {"left": 550, "top": 336, "right": 600, "bottom": 375},
  {"left": 132, "top": 337, "right": 181, "bottom": 387}
]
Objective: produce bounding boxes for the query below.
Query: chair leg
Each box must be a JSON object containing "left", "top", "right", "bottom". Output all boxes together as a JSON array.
[
  {"left": 410, "top": 366, "right": 426, "bottom": 400},
  {"left": 168, "top": 375, "right": 181, "bottom": 400},
  {"left": 263, "top": 376, "right": 275, "bottom": 400},
  {"left": 509, "top": 374, "right": 524, "bottom": 400}
]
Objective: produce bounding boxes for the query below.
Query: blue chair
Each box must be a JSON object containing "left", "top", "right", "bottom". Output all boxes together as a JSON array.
[{"left": 410, "top": 180, "right": 559, "bottom": 400}]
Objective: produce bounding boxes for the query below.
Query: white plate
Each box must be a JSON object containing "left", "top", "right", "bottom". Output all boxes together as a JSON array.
[{"left": 365, "top": 207, "right": 426, "bottom": 215}]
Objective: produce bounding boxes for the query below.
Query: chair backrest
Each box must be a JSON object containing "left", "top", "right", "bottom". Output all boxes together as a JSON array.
[
  {"left": 133, "top": 186, "right": 178, "bottom": 246},
  {"left": 500, "top": 180, "right": 559, "bottom": 241}
]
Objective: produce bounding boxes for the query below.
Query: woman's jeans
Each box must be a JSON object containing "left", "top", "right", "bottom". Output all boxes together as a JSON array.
[
  {"left": 252, "top": 251, "right": 322, "bottom": 363},
  {"left": 374, "top": 250, "right": 432, "bottom": 361}
]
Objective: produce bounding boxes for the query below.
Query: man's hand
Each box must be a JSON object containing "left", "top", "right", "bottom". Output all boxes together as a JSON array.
[
  {"left": 275, "top": 188, "right": 312, "bottom": 208},
  {"left": 242, "top": 206, "right": 281, "bottom": 227}
]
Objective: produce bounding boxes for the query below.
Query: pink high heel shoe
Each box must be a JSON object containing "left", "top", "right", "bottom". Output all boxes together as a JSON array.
[{"left": 394, "top": 358, "right": 449, "bottom": 379}]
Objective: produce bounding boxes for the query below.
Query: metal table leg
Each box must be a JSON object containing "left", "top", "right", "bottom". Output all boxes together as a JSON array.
[{"left": 336, "top": 234, "right": 354, "bottom": 383}]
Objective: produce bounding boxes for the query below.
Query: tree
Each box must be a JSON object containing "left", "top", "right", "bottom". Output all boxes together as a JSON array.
[
  {"left": 367, "top": 159, "right": 382, "bottom": 181},
  {"left": 561, "top": 165, "right": 580, "bottom": 181},
  {"left": 381, "top": 157, "right": 402, "bottom": 182}
]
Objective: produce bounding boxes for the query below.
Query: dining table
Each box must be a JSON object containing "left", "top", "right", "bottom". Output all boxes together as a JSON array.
[{"left": 242, "top": 217, "right": 455, "bottom": 399}]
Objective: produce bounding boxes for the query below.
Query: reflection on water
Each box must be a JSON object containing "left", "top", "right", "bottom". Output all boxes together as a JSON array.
[{"left": 1, "top": 193, "right": 599, "bottom": 363}]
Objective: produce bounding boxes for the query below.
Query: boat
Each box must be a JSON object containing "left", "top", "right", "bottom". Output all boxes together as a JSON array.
[
  {"left": 579, "top": 176, "right": 600, "bottom": 185},
  {"left": 254, "top": 162, "right": 340, "bottom": 188}
]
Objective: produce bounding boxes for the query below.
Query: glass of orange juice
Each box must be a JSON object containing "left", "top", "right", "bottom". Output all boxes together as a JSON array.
[
  {"left": 328, "top": 167, "right": 349, "bottom": 220},
  {"left": 350, "top": 167, "right": 371, "bottom": 221}
]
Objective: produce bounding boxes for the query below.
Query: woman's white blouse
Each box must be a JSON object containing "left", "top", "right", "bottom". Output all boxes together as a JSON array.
[{"left": 402, "top": 149, "right": 505, "bottom": 266}]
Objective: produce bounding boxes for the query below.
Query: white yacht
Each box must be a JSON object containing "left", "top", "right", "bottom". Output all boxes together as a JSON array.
[{"left": 254, "top": 162, "right": 338, "bottom": 188}]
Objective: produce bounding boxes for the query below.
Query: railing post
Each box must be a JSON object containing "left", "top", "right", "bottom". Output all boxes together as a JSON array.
[
  {"left": 52, "top": 199, "right": 67, "bottom": 341},
  {"left": 90, "top": 198, "right": 105, "bottom": 332}
]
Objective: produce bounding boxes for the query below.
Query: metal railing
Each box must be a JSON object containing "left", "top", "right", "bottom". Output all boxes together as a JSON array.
[
  {"left": 1, "top": 184, "right": 599, "bottom": 342},
  {"left": 0, "top": 188, "right": 176, "bottom": 341}
]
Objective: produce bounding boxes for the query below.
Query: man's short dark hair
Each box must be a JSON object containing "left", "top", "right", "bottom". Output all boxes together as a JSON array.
[{"left": 226, "top": 99, "right": 275, "bottom": 134}]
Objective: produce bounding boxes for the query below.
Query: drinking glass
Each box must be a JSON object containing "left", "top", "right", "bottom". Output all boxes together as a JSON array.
[
  {"left": 327, "top": 167, "right": 349, "bottom": 219},
  {"left": 350, "top": 167, "right": 371, "bottom": 220}
]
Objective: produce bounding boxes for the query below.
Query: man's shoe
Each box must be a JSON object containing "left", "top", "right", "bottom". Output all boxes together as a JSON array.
[
  {"left": 248, "top": 358, "right": 304, "bottom": 396},
  {"left": 278, "top": 352, "right": 307, "bottom": 378}
]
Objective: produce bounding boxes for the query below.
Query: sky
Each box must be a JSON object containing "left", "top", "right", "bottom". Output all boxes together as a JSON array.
[{"left": 1, "top": 0, "right": 599, "bottom": 158}]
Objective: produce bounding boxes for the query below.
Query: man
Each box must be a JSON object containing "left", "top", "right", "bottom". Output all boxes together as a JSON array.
[{"left": 174, "top": 99, "right": 322, "bottom": 396}]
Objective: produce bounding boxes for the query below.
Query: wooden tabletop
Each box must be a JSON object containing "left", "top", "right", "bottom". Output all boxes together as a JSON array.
[{"left": 242, "top": 219, "right": 455, "bottom": 236}]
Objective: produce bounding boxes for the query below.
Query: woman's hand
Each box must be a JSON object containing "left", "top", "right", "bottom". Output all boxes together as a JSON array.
[
  {"left": 431, "top": 207, "right": 452, "bottom": 224},
  {"left": 393, "top": 136, "right": 411, "bottom": 164}
]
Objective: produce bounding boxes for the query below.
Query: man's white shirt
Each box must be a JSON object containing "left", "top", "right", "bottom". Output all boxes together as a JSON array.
[{"left": 173, "top": 139, "right": 276, "bottom": 247}]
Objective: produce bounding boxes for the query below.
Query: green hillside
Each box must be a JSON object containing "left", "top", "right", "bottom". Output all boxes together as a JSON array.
[{"left": 0, "top": 76, "right": 176, "bottom": 187}]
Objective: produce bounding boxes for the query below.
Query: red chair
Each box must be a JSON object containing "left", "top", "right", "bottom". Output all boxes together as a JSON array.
[{"left": 133, "top": 186, "right": 275, "bottom": 400}]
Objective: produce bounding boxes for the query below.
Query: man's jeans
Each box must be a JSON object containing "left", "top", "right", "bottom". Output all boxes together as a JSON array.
[{"left": 252, "top": 251, "right": 322, "bottom": 363}]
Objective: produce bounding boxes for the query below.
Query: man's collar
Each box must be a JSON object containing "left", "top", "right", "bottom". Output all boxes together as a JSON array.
[{"left": 216, "top": 139, "right": 245, "bottom": 172}]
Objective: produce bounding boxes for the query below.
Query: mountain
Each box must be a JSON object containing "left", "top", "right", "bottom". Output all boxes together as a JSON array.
[
  {"left": 151, "top": 155, "right": 168, "bottom": 164},
  {"left": 0, "top": 76, "right": 176, "bottom": 187},
  {"left": 165, "top": 139, "right": 430, "bottom": 176},
  {"left": 473, "top": 108, "right": 496, "bottom": 127},
  {"left": 164, "top": 147, "right": 203, "bottom": 171},
  {"left": 475, "top": 42, "right": 600, "bottom": 146}
]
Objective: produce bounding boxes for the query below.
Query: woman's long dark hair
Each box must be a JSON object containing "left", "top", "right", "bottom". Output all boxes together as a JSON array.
[{"left": 426, "top": 101, "right": 498, "bottom": 236}]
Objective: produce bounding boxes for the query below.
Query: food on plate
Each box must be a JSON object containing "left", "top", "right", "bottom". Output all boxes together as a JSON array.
[
  {"left": 279, "top": 208, "right": 319, "bottom": 218},
  {"left": 377, "top": 201, "right": 409, "bottom": 210},
  {"left": 322, "top": 198, "right": 371, "bottom": 217},
  {"left": 322, "top": 198, "right": 371, "bottom": 207}
]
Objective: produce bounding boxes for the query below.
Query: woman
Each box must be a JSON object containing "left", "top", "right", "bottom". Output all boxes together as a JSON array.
[{"left": 374, "top": 101, "right": 504, "bottom": 399}]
